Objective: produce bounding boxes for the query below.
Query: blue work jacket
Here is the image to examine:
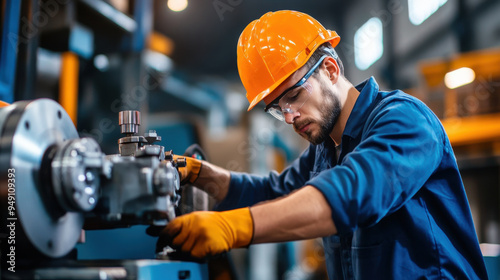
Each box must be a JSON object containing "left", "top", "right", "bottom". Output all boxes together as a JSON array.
[{"left": 216, "top": 77, "right": 488, "bottom": 279}]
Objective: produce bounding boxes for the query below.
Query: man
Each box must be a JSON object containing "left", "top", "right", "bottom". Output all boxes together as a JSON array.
[{"left": 155, "top": 11, "right": 488, "bottom": 279}]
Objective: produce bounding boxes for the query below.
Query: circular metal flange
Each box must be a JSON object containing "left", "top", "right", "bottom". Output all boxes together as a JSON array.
[
  {"left": 51, "top": 138, "right": 102, "bottom": 212},
  {"left": 0, "top": 99, "right": 83, "bottom": 258},
  {"left": 117, "top": 135, "right": 147, "bottom": 144}
]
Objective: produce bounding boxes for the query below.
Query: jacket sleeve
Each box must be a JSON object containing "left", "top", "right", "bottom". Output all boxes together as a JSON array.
[
  {"left": 306, "top": 99, "right": 445, "bottom": 235},
  {"left": 215, "top": 144, "right": 317, "bottom": 211}
]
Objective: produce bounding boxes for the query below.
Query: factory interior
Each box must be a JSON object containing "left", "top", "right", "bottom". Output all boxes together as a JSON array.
[{"left": 1, "top": 0, "right": 500, "bottom": 279}]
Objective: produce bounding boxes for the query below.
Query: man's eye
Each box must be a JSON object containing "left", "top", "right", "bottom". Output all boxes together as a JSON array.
[
  {"left": 271, "top": 105, "right": 282, "bottom": 112},
  {"left": 287, "top": 90, "right": 301, "bottom": 102}
]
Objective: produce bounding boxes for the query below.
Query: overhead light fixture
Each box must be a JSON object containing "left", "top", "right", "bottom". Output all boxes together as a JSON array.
[
  {"left": 168, "top": 0, "right": 188, "bottom": 12},
  {"left": 444, "top": 67, "right": 475, "bottom": 89},
  {"left": 354, "top": 17, "right": 384, "bottom": 71},
  {"left": 409, "top": 0, "right": 448, "bottom": 25}
]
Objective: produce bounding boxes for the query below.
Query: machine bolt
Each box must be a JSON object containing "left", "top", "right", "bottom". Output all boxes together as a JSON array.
[
  {"left": 144, "top": 130, "right": 157, "bottom": 137},
  {"left": 78, "top": 174, "right": 86, "bottom": 182},
  {"left": 145, "top": 130, "right": 162, "bottom": 144},
  {"left": 175, "top": 157, "right": 187, "bottom": 168},
  {"left": 85, "top": 170, "right": 95, "bottom": 184},
  {"left": 165, "top": 150, "right": 173, "bottom": 161},
  {"left": 84, "top": 186, "right": 94, "bottom": 195}
]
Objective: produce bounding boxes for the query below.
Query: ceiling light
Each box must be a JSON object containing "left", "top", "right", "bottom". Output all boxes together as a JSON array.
[
  {"left": 409, "top": 0, "right": 448, "bottom": 25},
  {"left": 168, "top": 0, "right": 188, "bottom": 12},
  {"left": 444, "top": 67, "right": 475, "bottom": 89},
  {"left": 354, "top": 17, "right": 384, "bottom": 70}
]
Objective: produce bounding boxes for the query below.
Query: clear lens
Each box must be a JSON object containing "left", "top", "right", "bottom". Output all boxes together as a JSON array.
[
  {"left": 266, "top": 82, "right": 312, "bottom": 121},
  {"left": 265, "top": 81, "right": 313, "bottom": 121},
  {"left": 264, "top": 55, "right": 325, "bottom": 121},
  {"left": 267, "top": 107, "right": 285, "bottom": 121},
  {"left": 279, "top": 82, "right": 312, "bottom": 112}
]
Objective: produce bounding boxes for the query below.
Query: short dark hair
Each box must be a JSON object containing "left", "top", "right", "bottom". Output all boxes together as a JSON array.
[{"left": 304, "top": 42, "right": 344, "bottom": 77}]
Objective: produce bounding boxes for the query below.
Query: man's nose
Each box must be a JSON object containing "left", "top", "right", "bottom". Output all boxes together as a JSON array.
[{"left": 284, "top": 111, "right": 300, "bottom": 124}]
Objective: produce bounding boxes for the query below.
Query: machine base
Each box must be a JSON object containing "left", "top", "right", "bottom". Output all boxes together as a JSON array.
[{"left": 1, "top": 259, "right": 208, "bottom": 280}]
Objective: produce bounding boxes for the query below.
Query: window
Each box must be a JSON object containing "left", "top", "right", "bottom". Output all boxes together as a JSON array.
[
  {"left": 354, "top": 17, "right": 383, "bottom": 71},
  {"left": 408, "top": 0, "right": 448, "bottom": 25}
]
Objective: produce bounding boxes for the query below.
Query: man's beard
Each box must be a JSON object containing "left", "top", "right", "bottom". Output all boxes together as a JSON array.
[{"left": 294, "top": 82, "right": 341, "bottom": 145}]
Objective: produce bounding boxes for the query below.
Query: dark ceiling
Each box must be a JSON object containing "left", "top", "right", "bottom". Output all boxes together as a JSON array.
[{"left": 154, "top": 0, "right": 344, "bottom": 82}]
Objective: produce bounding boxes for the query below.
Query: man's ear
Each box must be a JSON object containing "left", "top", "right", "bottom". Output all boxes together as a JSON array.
[{"left": 322, "top": 57, "right": 340, "bottom": 84}]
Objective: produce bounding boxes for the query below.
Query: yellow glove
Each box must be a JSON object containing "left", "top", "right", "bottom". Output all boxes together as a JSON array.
[
  {"left": 157, "top": 208, "right": 254, "bottom": 259},
  {"left": 173, "top": 154, "right": 202, "bottom": 184}
]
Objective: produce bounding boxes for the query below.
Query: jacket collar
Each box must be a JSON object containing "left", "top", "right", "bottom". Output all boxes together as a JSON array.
[{"left": 342, "top": 76, "right": 380, "bottom": 140}]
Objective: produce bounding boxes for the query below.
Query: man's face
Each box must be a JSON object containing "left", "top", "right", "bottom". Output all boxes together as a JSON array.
[{"left": 290, "top": 74, "right": 341, "bottom": 145}]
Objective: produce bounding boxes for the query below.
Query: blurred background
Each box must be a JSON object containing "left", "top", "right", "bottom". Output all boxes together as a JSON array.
[{"left": 1, "top": 0, "right": 500, "bottom": 279}]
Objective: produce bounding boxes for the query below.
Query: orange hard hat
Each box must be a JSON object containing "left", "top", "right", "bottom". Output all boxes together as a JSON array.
[{"left": 237, "top": 10, "right": 340, "bottom": 111}]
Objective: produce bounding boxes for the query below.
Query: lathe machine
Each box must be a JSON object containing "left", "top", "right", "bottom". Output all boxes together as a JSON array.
[{"left": 0, "top": 98, "right": 210, "bottom": 279}]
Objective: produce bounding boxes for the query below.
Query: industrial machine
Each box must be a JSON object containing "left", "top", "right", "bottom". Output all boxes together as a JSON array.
[{"left": 0, "top": 98, "right": 209, "bottom": 279}]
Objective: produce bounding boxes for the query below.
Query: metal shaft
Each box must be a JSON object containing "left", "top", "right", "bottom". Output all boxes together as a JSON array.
[{"left": 118, "top": 110, "right": 140, "bottom": 135}]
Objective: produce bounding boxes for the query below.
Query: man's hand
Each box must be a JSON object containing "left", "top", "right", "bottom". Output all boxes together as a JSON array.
[
  {"left": 156, "top": 208, "right": 254, "bottom": 259},
  {"left": 174, "top": 155, "right": 202, "bottom": 184}
]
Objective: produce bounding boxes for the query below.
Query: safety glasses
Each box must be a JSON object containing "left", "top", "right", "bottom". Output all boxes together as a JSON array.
[{"left": 264, "top": 55, "right": 327, "bottom": 121}]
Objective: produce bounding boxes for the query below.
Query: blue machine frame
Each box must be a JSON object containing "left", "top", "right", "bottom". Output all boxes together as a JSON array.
[{"left": 0, "top": 0, "right": 21, "bottom": 103}]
